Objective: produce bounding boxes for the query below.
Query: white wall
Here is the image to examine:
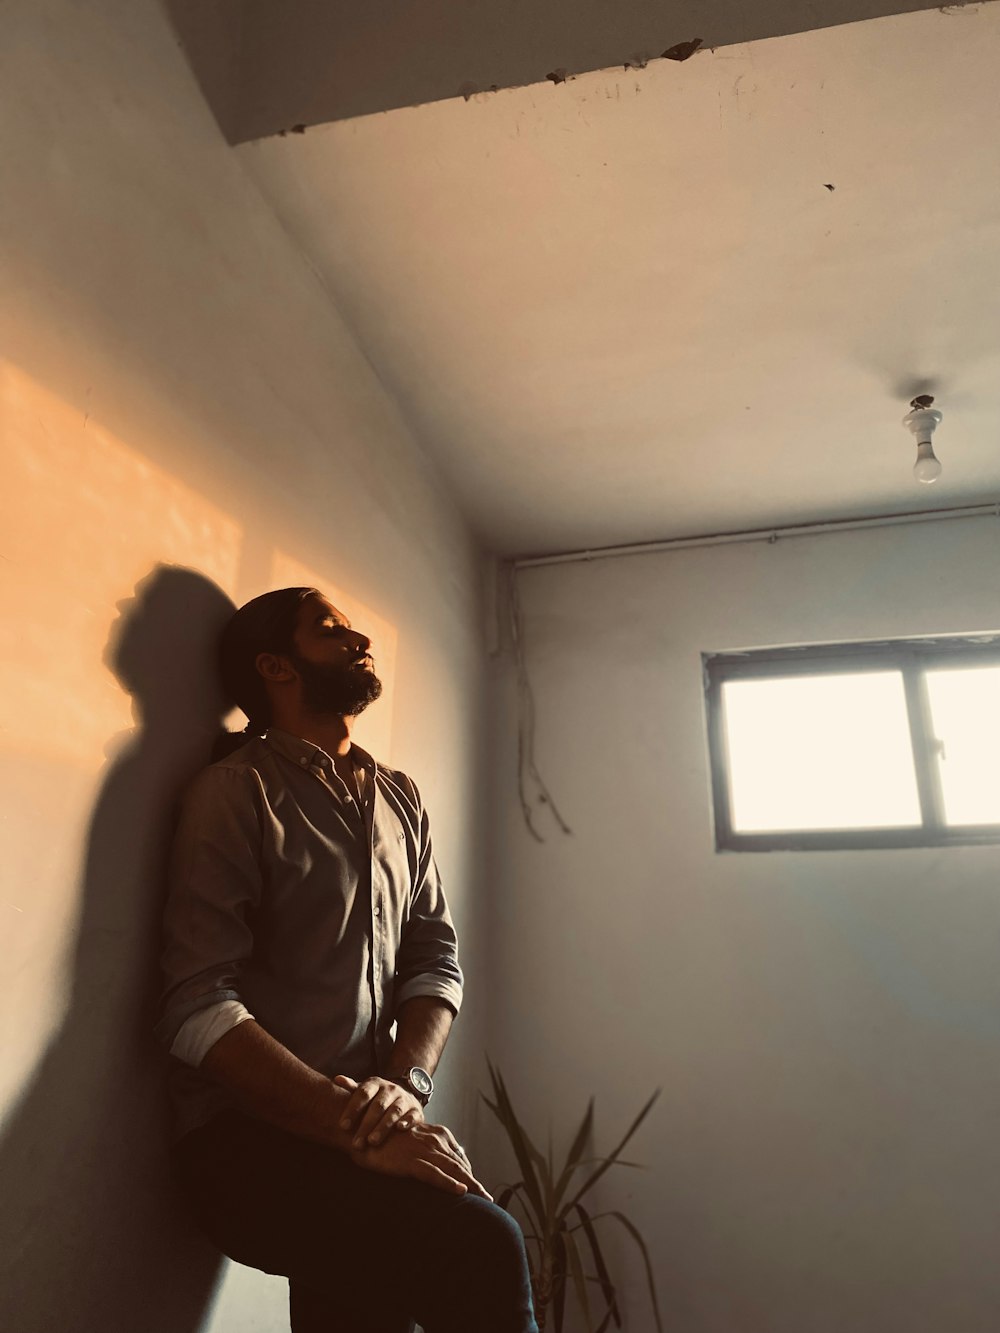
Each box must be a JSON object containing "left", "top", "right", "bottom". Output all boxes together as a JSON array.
[
  {"left": 0, "top": 3, "right": 489, "bottom": 1330},
  {"left": 489, "top": 516, "right": 1000, "bottom": 1333}
]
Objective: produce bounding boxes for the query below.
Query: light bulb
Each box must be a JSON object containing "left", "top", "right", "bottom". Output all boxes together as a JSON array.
[
  {"left": 903, "top": 402, "right": 943, "bottom": 484},
  {"left": 913, "top": 441, "right": 942, "bottom": 483}
]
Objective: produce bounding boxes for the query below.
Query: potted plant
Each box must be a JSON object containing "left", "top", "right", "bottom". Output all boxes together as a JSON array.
[{"left": 482, "top": 1060, "right": 663, "bottom": 1333}]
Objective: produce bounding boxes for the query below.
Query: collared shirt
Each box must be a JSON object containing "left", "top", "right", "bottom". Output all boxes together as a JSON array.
[{"left": 156, "top": 728, "right": 463, "bottom": 1138}]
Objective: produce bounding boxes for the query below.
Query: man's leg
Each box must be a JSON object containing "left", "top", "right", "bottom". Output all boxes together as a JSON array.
[
  {"left": 172, "top": 1112, "right": 537, "bottom": 1333},
  {"left": 288, "top": 1280, "right": 413, "bottom": 1333}
]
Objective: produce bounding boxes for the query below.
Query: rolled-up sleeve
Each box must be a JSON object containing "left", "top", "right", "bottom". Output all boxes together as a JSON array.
[
  {"left": 155, "top": 764, "right": 264, "bottom": 1050},
  {"left": 393, "top": 786, "right": 464, "bottom": 1017}
]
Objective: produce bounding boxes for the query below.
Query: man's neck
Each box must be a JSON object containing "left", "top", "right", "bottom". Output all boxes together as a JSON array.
[{"left": 272, "top": 711, "right": 353, "bottom": 759}]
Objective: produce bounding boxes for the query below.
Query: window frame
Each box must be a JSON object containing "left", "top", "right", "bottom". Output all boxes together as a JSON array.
[{"left": 703, "top": 634, "right": 1000, "bottom": 852}]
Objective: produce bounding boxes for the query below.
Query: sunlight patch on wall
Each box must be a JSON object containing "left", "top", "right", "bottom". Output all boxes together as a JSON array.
[
  {"left": 270, "top": 551, "right": 398, "bottom": 762},
  {"left": 0, "top": 361, "right": 242, "bottom": 772}
]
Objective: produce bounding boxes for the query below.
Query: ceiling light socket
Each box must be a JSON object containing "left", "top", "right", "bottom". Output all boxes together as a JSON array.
[{"left": 902, "top": 396, "right": 943, "bottom": 484}]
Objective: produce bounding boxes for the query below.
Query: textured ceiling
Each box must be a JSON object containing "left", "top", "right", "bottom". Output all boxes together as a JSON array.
[
  {"left": 168, "top": 0, "right": 962, "bottom": 141},
  {"left": 234, "top": 4, "right": 1000, "bottom": 556}
]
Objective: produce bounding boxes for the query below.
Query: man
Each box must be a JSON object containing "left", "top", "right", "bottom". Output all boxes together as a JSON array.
[{"left": 157, "top": 586, "right": 537, "bottom": 1333}]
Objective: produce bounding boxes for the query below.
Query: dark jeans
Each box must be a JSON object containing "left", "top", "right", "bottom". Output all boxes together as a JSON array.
[{"left": 173, "top": 1112, "right": 539, "bottom": 1333}]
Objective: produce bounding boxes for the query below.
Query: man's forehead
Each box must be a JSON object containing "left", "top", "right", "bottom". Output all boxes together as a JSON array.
[{"left": 301, "top": 593, "right": 351, "bottom": 628}]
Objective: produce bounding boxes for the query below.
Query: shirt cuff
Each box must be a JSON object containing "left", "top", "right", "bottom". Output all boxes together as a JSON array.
[
  {"left": 169, "top": 998, "right": 255, "bottom": 1067},
  {"left": 394, "top": 975, "right": 463, "bottom": 1018}
]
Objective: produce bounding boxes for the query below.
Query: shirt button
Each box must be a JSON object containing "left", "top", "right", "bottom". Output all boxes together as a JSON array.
[{"left": 374, "top": 904, "right": 382, "bottom": 917}]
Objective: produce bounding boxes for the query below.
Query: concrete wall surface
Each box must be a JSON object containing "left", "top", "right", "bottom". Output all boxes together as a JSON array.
[
  {"left": 488, "top": 516, "right": 1000, "bottom": 1333},
  {"left": 0, "top": 3, "right": 489, "bottom": 1330}
]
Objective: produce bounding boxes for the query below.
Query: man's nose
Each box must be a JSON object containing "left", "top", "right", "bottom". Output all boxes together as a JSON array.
[{"left": 350, "top": 632, "right": 372, "bottom": 656}]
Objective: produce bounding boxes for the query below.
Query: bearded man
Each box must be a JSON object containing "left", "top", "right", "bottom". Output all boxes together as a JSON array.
[{"left": 156, "top": 587, "right": 537, "bottom": 1333}]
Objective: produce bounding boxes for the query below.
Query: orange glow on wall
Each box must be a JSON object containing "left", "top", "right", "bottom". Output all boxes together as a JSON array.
[{"left": 0, "top": 361, "right": 242, "bottom": 772}]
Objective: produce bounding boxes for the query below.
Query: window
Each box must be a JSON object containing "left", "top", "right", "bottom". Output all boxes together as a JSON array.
[{"left": 703, "top": 635, "right": 1000, "bottom": 851}]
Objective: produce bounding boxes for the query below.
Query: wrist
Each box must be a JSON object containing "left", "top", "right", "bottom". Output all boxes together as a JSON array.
[
  {"left": 309, "top": 1078, "right": 355, "bottom": 1150},
  {"left": 383, "top": 1065, "right": 433, "bottom": 1107}
]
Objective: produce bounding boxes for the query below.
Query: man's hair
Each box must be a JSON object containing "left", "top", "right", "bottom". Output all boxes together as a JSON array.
[{"left": 218, "top": 586, "right": 319, "bottom": 734}]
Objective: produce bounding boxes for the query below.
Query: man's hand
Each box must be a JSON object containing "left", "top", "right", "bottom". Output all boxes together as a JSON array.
[
  {"left": 349, "top": 1119, "right": 492, "bottom": 1200},
  {"left": 333, "top": 1074, "right": 425, "bottom": 1149}
]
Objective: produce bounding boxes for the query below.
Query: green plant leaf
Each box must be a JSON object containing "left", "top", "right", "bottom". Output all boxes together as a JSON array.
[
  {"left": 606, "top": 1210, "right": 664, "bottom": 1333},
  {"left": 497, "top": 1183, "right": 523, "bottom": 1212},
  {"left": 566, "top": 1088, "right": 661, "bottom": 1212},
  {"left": 575, "top": 1157, "right": 647, "bottom": 1171},
  {"left": 563, "top": 1226, "right": 596, "bottom": 1333},
  {"left": 482, "top": 1062, "right": 548, "bottom": 1228},
  {"left": 594, "top": 1306, "right": 617, "bottom": 1333},
  {"left": 573, "top": 1203, "right": 622, "bottom": 1328},
  {"left": 552, "top": 1097, "right": 594, "bottom": 1211},
  {"left": 501, "top": 1189, "right": 549, "bottom": 1258},
  {"left": 552, "top": 1227, "right": 568, "bottom": 1333}
]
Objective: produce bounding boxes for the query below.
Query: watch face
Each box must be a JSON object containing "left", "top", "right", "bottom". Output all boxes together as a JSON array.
[{"left": 410, "top": 1067, "right": 433, "bottom": 1097}]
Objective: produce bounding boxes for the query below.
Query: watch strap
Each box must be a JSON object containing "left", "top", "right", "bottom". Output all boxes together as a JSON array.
[{"left": 387, "top": 1067, "right": 432, "bottom": 1107}]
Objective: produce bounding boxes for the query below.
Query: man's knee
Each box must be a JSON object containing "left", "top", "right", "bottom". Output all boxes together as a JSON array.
[
  {"left": 457, "top": 1196, "right": 524, "bottom": 1248},
  {"left": 451, "top": 1198, "right": 534, "bottom": 1298}
]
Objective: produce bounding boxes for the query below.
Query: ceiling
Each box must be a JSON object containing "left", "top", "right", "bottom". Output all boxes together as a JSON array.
[
  {"left": 218, "top": 3, "right": 999, "bottom": 557},
  {"left": 169, "top": 0, "right": 958, "bottom": 140}
]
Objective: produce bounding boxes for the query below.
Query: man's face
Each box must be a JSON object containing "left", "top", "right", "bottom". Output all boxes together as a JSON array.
[{"left": 287, "top": 594, "right": 383, "bottom": 718}]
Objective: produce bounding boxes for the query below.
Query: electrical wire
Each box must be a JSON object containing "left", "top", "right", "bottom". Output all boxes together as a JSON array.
[{"left": 504, "top": 562, "right": 573, "bottom": 843}]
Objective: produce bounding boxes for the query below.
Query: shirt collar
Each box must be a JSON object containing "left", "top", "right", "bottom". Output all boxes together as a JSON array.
[{"left": 265, "top": 727, "right": 376, "bottom": 776}]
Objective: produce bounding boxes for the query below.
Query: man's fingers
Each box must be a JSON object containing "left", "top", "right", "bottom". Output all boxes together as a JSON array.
[
  {"left": 420, "top": 1123, "right": 474, "bottom": 1172},
  {"left": 395, "top": 1104, "right": 425, "bottom": 1133},
  {"left": 454, "top": 1166, "right": 492, "bottom": 1201},
  {"left": 439, "top": 1126, "right": 472, "bottom": 1166},
  {"left": 351, "top": 1095, "right": 387, "bottom": 1144},
  {"left": 364, "top": 1101, "right": 405, "bottom": 1146},
  {"left": 339, "top": 1079, "right": 379, "bottom": 1132},
  {"left": 413, "top": 1161, "right": 468, "bottom": 1195},
  {"left": 415, "top": 1147, "right": 487, "bottom": 1197},
  {"left": 424, "top": 1145, "right": 492, "bottom": 1200}
]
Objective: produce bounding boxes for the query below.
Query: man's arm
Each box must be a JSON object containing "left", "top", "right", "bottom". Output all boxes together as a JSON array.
[
  {"left": 337, "top": 996, "right": 456, "bottom": 1147},
  {"left": 200, "top": 1018, "right": 356, "bottom": 1151},
  {"left": 204, "top": 1020, "right": 488, "bottom": 1196},
  {"left": 387, "top": 995, "right": 455, "bottom": 1082}
]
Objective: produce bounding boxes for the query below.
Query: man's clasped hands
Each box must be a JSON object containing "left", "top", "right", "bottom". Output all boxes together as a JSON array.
[{"left": 333, "top": 1075, "right": 492, "bottom": 1201}]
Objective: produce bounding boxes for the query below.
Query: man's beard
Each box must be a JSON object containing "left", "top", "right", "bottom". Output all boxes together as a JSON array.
[{"left": 290, "top": 652, "right": 383, "bottom": 718}]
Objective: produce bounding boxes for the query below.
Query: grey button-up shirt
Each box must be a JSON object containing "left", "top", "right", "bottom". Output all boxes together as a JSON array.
[{"left": 157, "top": 728, "right": 463, "bottom": 1138}]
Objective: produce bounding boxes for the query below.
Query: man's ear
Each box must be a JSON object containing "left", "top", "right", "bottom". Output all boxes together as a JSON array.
[{"left": 255, "top": 651, "right": 296, "bottom": 683}]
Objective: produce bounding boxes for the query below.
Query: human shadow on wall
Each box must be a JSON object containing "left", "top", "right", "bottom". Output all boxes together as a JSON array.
[{"left": 0, "top": 565, "right": 235, "bottom": 1333}]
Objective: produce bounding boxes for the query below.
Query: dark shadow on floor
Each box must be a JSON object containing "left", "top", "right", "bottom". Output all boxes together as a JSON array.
[{"left": 0, "top": 565, "right": 235, "bottom": 1333}]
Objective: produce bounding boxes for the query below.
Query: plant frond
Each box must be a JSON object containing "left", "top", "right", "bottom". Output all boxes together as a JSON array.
[
  {"left": 563, "top": 1227, "right": 596, "bottom": 1333},
  {"left": 483, "top": 1060, "right": 549, "bottom": 1226},
  {"left": 566, "top": 1088, "right": 661, "bottom": 1211},
  {"left": 497, "top": 1183, "right": 523, "bottom": 1212},
  {"left": 606, "top": 1210, "right": 664, "bottom": 1333},
  {"left": 594, "top": 1304, "right": 618, "bottom": 1333},
  {"left": 573, "top": 1203, "right": 622, "bottom": 1328},
  {"left": 497, "top": 1182, "right": 543, "bottom": 1239},
  {"left": 553, "top": 1098, "right": 594, "bottom": 1213},
  {"left": 552, "top": 1228, "right": 568, "bottom": 1333},
  {"left": 574, "top": 1157, "right": 647, "bottom": 1171}
]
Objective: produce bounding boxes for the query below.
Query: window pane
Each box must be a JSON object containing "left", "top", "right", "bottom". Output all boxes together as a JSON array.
[
  {"left": 925, "top": 666, "right": 1000, "bottom": 825},
  {"left": 723, "top": 673, "right": 922, "bottom": 832}
]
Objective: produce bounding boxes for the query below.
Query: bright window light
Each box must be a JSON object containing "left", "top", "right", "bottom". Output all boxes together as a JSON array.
[
  {"left": 925, "top": 666, "right": 1000, "bottom": 825},
  {"left": 706, "top": 636, "right": 1000, "bottom": 850},
  {"left": 723, "top": 673, "right": 922, "bottom": 832}
]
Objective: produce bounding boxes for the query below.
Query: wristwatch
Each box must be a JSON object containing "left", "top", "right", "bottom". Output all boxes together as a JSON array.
[{"left": 388, "top": 1066, "right": 434, "bottom": 1107}]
